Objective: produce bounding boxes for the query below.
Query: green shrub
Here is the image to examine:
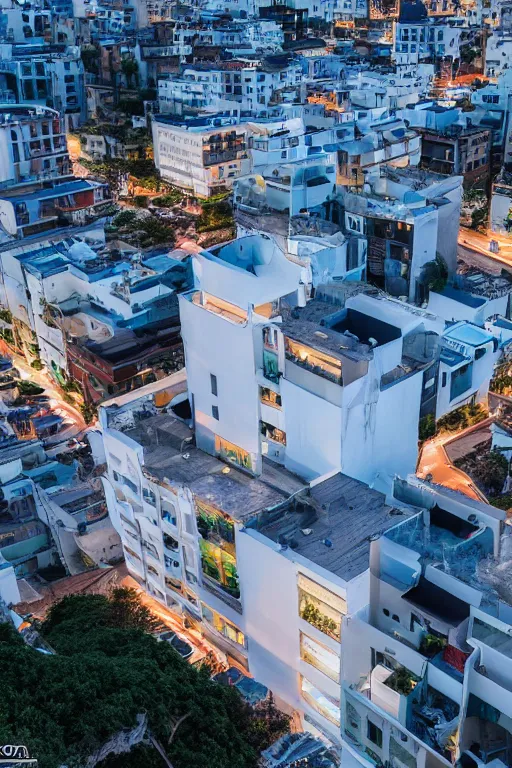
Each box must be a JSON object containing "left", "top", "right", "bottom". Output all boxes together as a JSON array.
[
  {"left": 419, "top": 413, "right": 436, "bottom": 442},
  {"left": 17, "top": 380, "right": 44, "bottom": 396},
  {"left": 197, "top": 200, "right": 234, "bottom": 233},
  {"left": 80, "top": 402, "right": 97, "bottom": 424},
  {"left": 152, "top": 190, "right": 184, "bottom": 207},
  {"left": 419, "top": 633, "right": 447, "bottom": 658},
  {"left": 385, "top": 667, "right": 419, "bottom": 695},
  {"left": 489, "top": 492, "right": 512, "bottom": 510},
  {"left": 134, "top": 195, "right": 148, "bottom": 208},
  {"left": 472, "top": 449, "right": 508, "bottom": 496},
  {"left": 113, "top": 209, "right": 138, "bottom": 228},
  {"left": 437, "top": 402, "right": 487, "bottom": 432}
]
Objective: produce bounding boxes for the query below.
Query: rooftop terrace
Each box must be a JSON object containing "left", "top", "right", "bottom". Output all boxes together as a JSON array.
[
  {"left": 281, "top": 300, "right": 401, "bottom": 365},
  {"left": 249, "top": 472, "right": 411, "bottom": 581}
]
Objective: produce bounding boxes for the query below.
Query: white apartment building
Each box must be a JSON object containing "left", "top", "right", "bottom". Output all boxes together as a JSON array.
[
  {"left": 179, "top": 235, "right": 442, "bottom": 488},
  {"left": 485, "top": 28, "right": 512, "bottom": 79},
  {"left": 99, "top": 366, "right": 424, "bottom": 741},
  {"left": 392, "top": 19, "right": 462, "bottom": 67},
  {"left": 346, "top": 68, "right": 436, "bottom": 112},
  {"left": 0, "top": 105, "right": 70, "bottom": 192},
  {"left": 158, "top": 61, "right": 304, "bottom": 117},
  {"left": 340, "top": 475, "right": 512, "bottom": 768},
  {"left": 0, "top": 230, "right": 179, "bottom": 377},
  {"left": 436, "top": 321, "right": 500, "bottom": 419},
  {"left": 234, "top": 151, "right": 338, "bottom": 217},
  {"left": 339, "top": 168, "right": 463, "bottom": 301},
  {"left": 337, "top": 115, "right": 422, "bottom": 186},
  {"left": 152, "top": 116, "right": 251, "bottom": 198},
  {"left": 247, "top": 116, "right": 340, "bottom": 171}
]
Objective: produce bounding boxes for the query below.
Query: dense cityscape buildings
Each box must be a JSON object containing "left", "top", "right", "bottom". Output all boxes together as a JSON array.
[{"left": 2, "top": 0, "right": 512, "bottom": 766}]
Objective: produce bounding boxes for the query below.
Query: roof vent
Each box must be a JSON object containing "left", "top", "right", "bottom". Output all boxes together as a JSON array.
[{"left": 314, "top": 331, "right": 328, "bottom": 339}]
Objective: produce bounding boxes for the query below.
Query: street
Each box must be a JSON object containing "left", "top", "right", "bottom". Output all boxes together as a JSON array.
[
  {"left": 458, "top": 228, "right": 512, "bottom": 273},
  {"left": 10, "top": 352, "right": 87, "bottom": 434}
]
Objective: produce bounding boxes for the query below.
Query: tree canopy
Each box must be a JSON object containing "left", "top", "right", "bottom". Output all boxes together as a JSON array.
[{"left": 0, "top": 588, "right": 289, "bottom": 768}]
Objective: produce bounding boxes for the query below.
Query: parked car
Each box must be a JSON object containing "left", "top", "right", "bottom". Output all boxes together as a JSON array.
[{"left": 156, "top": 630, "right": 194, "bottom": 660}]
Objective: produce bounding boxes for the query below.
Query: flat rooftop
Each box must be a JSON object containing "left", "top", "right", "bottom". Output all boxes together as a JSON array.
[
  {"left": 437, "top": 286, "right": 486, "bottom": 309},
  {"left": 123, "top": 412, "right": 305, "bottom": 518},
  {"left": 281, "top": 301, "right": 401, "bottom": 364},
  {"left": 250, "top": 472, "right": 412, "bottom": 581},
  {"left": 444, "top": 323, "right": 494, "bottom": 348}
]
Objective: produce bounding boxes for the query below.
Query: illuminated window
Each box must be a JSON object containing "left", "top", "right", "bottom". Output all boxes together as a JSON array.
[
  {"left": 298, "top": 574, "right": 346, "bottom": 641},
  {"left": 284, "top": 337, "right": 342, "bottom": 385},
  {"left": 215, "top": 435, "right": 252, "bottom": 471},
  {"left": 196, "top": 499, "right": 240, "bottom": 599},
  {"left": 201, "top": 602, "right": 246, "bottom": 648},
  {"left": 260, "top": 387, "right": 282, "bottom": 408},
  {"left": 300, "top": 676, "right": 340, "bottom": 726},
  {"left": 300, "top": 632, "right": 340, "bottom": 683}
]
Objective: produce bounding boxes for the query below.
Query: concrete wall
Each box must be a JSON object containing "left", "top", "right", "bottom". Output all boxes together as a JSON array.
[
  {"left": 179, "top": 296, "right": 261, "bottom": 472},
  {"left": 281, "top": 376, "right": 342, "bottom": 480}
]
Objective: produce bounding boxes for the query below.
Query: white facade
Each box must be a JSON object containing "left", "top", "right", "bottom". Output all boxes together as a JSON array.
[
  {"left": 180, "top": 237, "right": 442, "bottom": 490},
  {"left": 99, "top": 372, "right": 404, "bottom": 739},
  {"left": 393, "top": 21, "right": 461, "bottom": 66},
  {"left": 437, "top": 322, "right": 500, "bottom": 418},
  {"left": 340, "top": 476, "right": 512, "bottom": 768},
  {"left": 152, "top": 117, "right": 250, "bottom": 198},
  {"left": 0, "top": 555, "right": 20, "bottom": 605}
]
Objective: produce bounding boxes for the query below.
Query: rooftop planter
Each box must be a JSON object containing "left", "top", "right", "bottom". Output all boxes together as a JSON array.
[
  {"left": 371, "top": 664, "right": 419, "bottom": 725},
  {"left": 384, "top": 667, "right": 420, "bottom": 696},
  {"left": 419, "top": 632, "right": 447, "bottom": 659}
]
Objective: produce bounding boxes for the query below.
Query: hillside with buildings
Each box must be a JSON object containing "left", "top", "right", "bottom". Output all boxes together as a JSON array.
[{"left": 1, "top": 0, "right": 512, "bottom": 767}]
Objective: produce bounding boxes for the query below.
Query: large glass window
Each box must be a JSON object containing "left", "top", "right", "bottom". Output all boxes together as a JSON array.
[
  {"left": 284, "top": 337, "right": 342, "bottom": 385},
  {"left": 215, "top": 436, "right": 252, "bottom": 471},
  {"left": 202, "top": 602, "right": 246, "bottom": 648},
  {"left": 196, "top": 499, "right": 240, "bottom": 599},
  {"left": 298, "top": 574, "right": 346, "bottom": 641},
  {"left": 300, "top": 676, "right": 340, "bottom": 726},
  {"left": 300, "top": 632, "right": 340, "bottom": 683}
]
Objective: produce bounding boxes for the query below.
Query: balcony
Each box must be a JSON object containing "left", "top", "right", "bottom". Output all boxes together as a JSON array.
[
  {"left": 382, "top": 508, "right": 491, "bottom": 586},
  {"left": 408, "top": 685, "right": 460, "bottom": 760},
  {"left": 370, "top": 663, "right": 419, "bottom": 726},
  {"left": 284, "top": 337, "right": 342, "bottom": 386}
]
